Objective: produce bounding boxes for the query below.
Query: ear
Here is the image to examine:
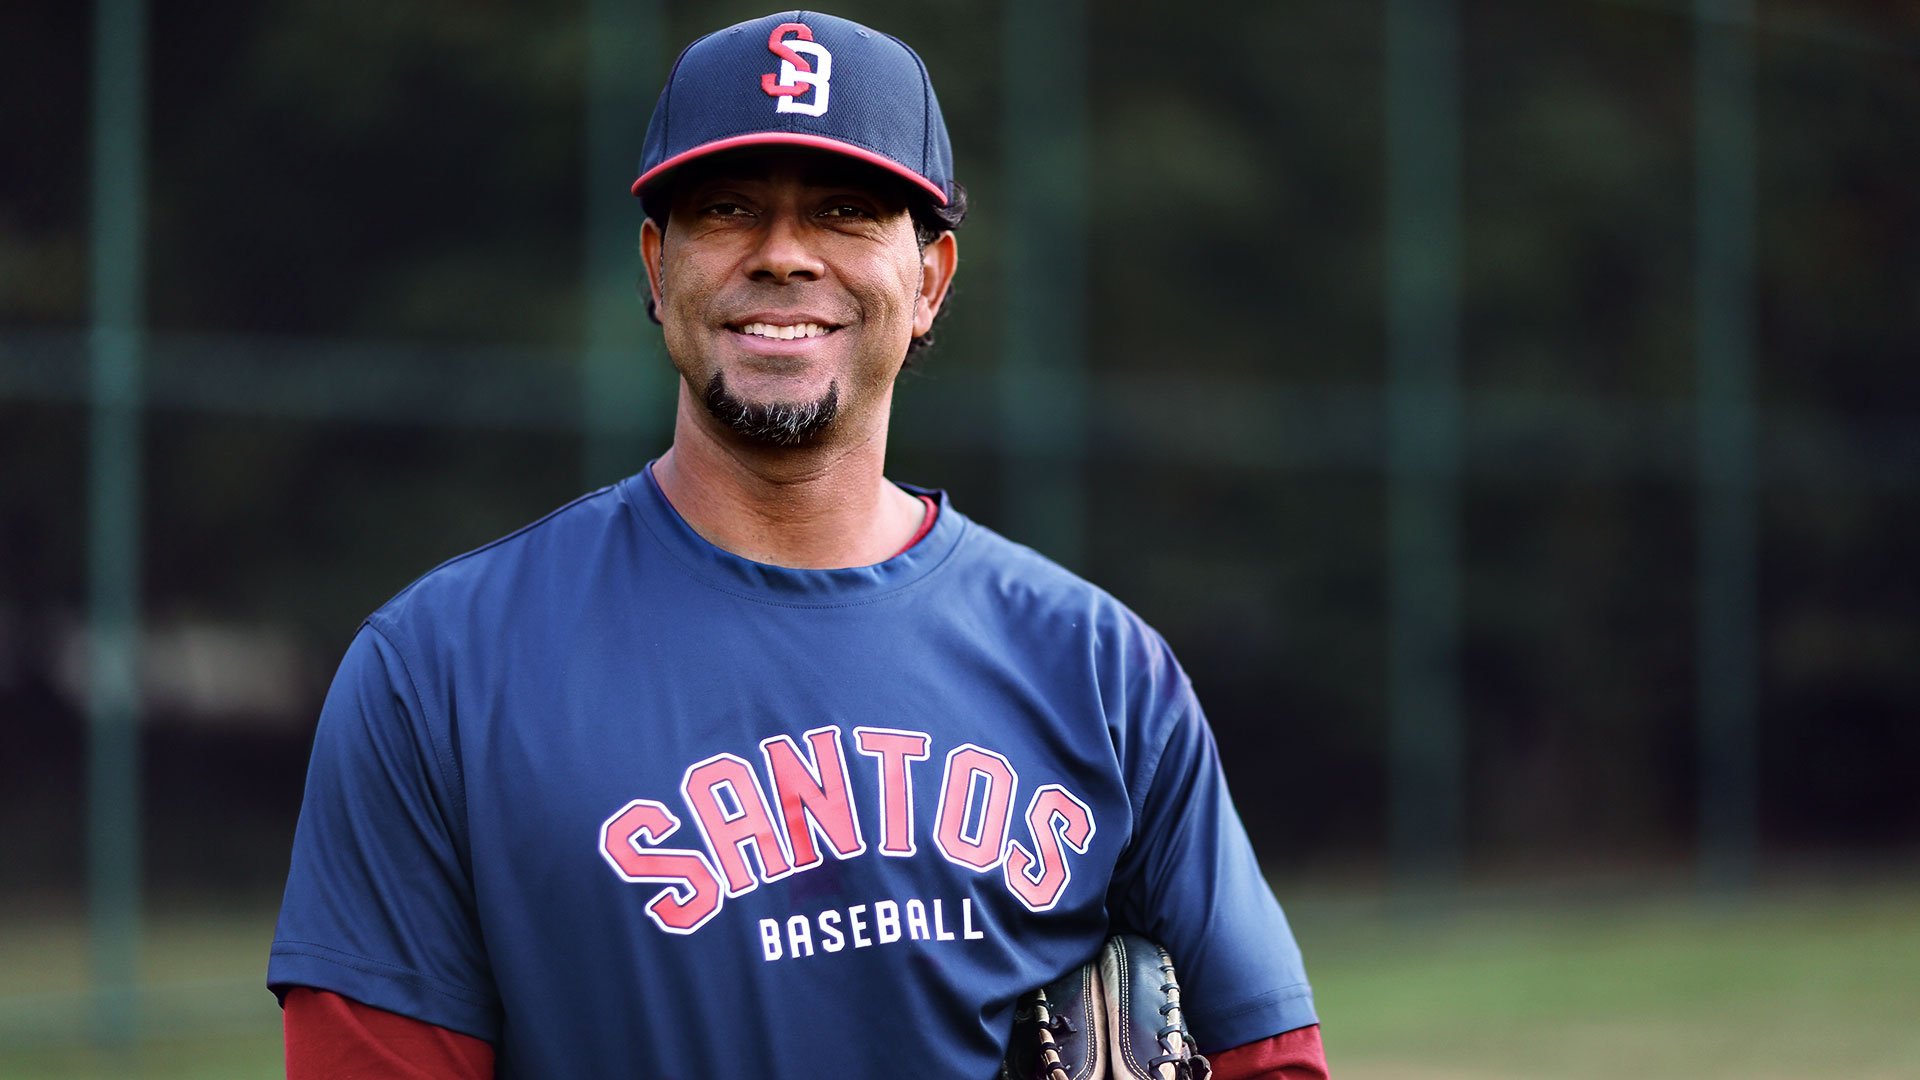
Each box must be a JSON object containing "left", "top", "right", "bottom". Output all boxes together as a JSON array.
[
  {"left": 639, "top": 217, "right": 666, "bottom": 311},
  {"left": 912, "top": 231, "right": 959, "bottom": 339}
]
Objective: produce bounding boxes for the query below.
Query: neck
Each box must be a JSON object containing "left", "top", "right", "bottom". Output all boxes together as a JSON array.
[{"left": 651, "top": 384, "right": 924, "bottom": 569}]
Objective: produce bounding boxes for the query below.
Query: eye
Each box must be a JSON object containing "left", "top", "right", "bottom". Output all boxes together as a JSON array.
[
  {"left": 818, "top": 203, "right": 876, "bottom": 220},
  {"left": 700, "top": 201, "right": 753, "bottom": 219}
]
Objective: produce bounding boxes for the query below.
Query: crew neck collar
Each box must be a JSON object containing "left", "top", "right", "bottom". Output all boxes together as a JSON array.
[{"left": 617, "top": 461, "right": 965, "bottom": 605}]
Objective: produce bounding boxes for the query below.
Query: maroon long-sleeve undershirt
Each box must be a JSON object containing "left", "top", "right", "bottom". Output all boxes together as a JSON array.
[{"left": 282, "top": 987, "right": 1330, "bottom": 1079}]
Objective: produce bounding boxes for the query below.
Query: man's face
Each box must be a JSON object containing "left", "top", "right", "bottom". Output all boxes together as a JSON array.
[{"left": 640, "top": 149, "right": 957, "bottom": 447}]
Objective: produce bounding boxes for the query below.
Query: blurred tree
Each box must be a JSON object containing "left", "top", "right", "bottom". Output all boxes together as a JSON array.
[{"left": 0, "top": 0, "right": 1915, "bottom": 896}]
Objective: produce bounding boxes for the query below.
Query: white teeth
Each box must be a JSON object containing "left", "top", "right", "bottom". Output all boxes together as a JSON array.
[{"left": 739, "top": 322, "right": 829, "bottom": 340}]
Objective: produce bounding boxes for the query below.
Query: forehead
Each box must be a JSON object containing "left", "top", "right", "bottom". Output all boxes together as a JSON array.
[{"left": 667, "top": 147, "right": 915, "bottom": 206}]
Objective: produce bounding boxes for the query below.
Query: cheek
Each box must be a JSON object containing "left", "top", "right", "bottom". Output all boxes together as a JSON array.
[
  {"left": 654, "top": 256, "right": 721, "bottom": 368},
  {"left": 657, "top": 253, "right": 724, "bottom": 326},
  {"left": 865, "top": 252, "right": 928, "bottom": 327}
]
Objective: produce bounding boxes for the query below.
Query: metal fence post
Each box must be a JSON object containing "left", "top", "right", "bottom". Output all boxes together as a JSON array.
[
  {"left": 1385, "top": 0, "right": 1464, "bottom": 892},
  {"left": 87, "top": 0, "right": 148, "bottom": 1047},
  {"left": 1694, "top": 0, "right": 1760, "bottom": 890},
  {"left": 1001, "top": 0, "right": 1089, "bottom": 569},
  {"left": 583, "top": 0, "right": 666, "bottom": 489}
]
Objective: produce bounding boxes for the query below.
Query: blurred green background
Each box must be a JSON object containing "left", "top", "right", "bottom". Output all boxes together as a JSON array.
[{"left": 2, "top": 0, "right": 1916, "bottom": 1076}]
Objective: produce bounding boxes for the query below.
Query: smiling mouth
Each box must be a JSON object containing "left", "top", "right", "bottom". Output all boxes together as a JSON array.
[{"left": 733, "top": 321, "right": 837, "bottom": 341}]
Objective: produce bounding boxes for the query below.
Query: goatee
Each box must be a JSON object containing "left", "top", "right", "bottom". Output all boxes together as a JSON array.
[{"left": 702, "top": 372, "right": 840, "bottom": 446}]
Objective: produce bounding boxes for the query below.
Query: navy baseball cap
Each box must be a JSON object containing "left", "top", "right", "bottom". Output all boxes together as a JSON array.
[{"left": 632, "top": 11, "right": 955, "bottom": 216}]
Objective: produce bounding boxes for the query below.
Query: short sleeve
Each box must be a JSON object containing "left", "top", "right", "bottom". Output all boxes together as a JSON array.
[
  {"left": 1106, "top": 672, "right": 1318, "bottom": 1054},
  {"left": 268, "top": 623, "right": 502, "bottom": 1041}
]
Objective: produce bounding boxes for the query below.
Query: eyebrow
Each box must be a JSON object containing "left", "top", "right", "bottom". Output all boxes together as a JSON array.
[{"left": 678, "top": 156, "right": 911, "bottom": 205}]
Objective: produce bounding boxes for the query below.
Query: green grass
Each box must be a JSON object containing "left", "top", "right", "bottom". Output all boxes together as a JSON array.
[
  {"left": 2, "top": 881, "right": 1916, "bottom": 1079},
  {"left": 0, "top": 903, "right": 282, "bottom": 1080},
  {"left": 1295, "top": 879, "right": 1920, "bottom": 1079}
]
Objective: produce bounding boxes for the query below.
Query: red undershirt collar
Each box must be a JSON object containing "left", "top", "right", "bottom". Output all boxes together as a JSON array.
[{"left": 890, "top": 494, "right": 939, "bottom": 560}]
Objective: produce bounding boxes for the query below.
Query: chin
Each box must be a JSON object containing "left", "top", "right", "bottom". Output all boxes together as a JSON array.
[{"left": 703, "top": 372, "right": 841, "bottom": 447}]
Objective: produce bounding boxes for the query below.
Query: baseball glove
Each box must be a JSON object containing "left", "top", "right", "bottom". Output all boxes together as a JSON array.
[{"left": 999, "top": 934, "right": 1211, "bottom": 1080}]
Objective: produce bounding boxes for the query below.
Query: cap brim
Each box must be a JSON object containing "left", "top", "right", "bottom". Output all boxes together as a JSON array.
[{"left": 631, "top": 132, "right": 949, "bottom": 207}]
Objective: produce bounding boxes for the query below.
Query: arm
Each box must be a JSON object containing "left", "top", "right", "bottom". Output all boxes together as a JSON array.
[
  {"left": 269, "top": 624, "right": 502, "bottom": 1038},
  {"left": 285, "top": 987, "right": 494, "bottom": 1080},
  {"left": 1101, "top": 624, "right": 1320, "bottom": 1059},
  {"left": 1209, "top": 1024, "right": 1330, "bottom": 1080},
  {"left": 1106, "top": 688, "right": 1320, "bottom": 1049}
]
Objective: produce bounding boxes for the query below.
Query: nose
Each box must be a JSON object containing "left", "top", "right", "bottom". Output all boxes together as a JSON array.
[{"left": 745, "top": 208, "right": 826, "bottom": 283}]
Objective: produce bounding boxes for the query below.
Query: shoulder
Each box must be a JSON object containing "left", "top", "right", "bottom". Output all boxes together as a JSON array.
[
  {"left": 941, "top": 505, "right": 1185, "bottom": 685},
  {"left": 368, "top": 480, "right": 633, "bottom": 641},
  {"left": 942, "top": 507, "right": 1114, "bottom": 613}
]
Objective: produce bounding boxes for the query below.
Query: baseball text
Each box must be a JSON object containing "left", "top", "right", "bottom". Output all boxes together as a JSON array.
[{"left": 598, "top": 725, "right": 1096, "bottom": 934}]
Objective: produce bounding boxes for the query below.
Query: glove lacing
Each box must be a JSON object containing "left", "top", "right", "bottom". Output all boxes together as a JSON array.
[{"left": 1148, "top": 950, "right": 1211, "bottom": 1080}]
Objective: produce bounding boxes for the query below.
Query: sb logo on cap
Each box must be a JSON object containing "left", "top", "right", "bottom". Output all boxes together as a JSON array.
[{"left": 761, "top": 23, "right": 832, "bottom": 117}]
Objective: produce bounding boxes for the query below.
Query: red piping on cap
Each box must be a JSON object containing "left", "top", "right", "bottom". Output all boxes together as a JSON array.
[{"left": 631, "top": 132, "right": 948, "bottom": 206}]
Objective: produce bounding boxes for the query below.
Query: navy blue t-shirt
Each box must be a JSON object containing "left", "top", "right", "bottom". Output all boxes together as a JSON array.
[{"left": 269, "top": 468, "right": 1315, "bottom": 1079}]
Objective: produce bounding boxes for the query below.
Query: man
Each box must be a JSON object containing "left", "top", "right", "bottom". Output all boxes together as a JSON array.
[{"left": 270, "top": 11, "right": 1327, "bottom": 1079}]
